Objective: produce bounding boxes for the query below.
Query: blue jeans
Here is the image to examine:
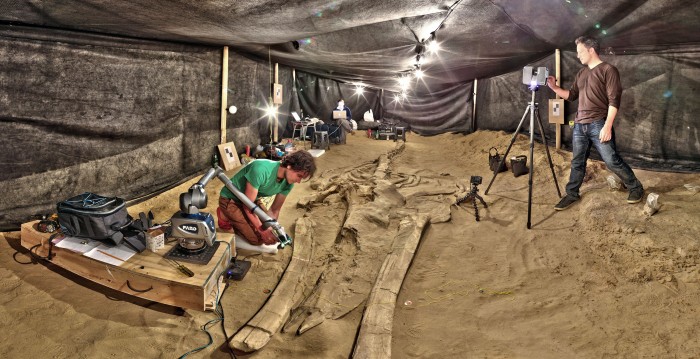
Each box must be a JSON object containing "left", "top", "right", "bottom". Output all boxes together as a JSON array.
[{"left": 566, "top": 119, "right": 642, "bottom": 197}]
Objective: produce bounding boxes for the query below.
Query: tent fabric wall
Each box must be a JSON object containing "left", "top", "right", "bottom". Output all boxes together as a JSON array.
[
  {"left": 0, "top": 26, "right": 311, "bottom": 231},
  {"left": 382, "top": 82, "right": 473, "bottom": 136},
  {"left": 603, "top": 47, "right": 700, "bottom": 172},
  {"left": 295, "top": 72, "right": 381, "bottom": 124},
  {"left": 0, "top": 27, "right": 219, "bottom": 231}
]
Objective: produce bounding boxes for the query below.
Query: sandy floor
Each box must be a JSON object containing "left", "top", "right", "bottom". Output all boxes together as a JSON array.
[{"left": 2, "top": 130, "right": 700, "bottom": 358}]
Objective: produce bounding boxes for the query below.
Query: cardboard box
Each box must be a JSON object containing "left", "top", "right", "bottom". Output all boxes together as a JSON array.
[
  {"left": 272, "top": 83, "right": 283, "bottom": 104},
  {"left": 217, "top": 142, "right": 241, "bottom": 171},
  {"left": 548, "top": 99, "right": 565, "bottom": 124},
  {"left": 146, "top": 227, "right": 165, "bottom": 252}
]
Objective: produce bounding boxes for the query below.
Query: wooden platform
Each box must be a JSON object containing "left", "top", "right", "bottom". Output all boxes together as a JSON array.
[{"left": 20, "top": 220, "right": 233, "bottom": 311}]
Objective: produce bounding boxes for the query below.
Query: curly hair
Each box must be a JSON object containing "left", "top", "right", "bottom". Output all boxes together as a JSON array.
[
  {"left": 281, "top": 150, "right": 317, "bottom": 179},
  {"left": 575, "top": 36, "right": 600, "bottom": 55}
]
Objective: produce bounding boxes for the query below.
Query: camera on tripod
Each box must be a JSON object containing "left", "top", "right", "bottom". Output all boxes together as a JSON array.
[
  {"left": 470, "top": 176, "right": 482, "bottom": 186},
  {"left": 522, "top": 66, "right": 549, "bottom": 88}
]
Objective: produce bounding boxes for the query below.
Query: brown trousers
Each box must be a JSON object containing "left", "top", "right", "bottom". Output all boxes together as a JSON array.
[{"left": 218, "top": 197, "right": 268, "bottom": 245}]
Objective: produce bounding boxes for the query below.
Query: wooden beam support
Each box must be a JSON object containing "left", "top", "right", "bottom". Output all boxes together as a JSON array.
[
  {"left": 555, "top": 48, "right": 561, "bottom": 149},
  {"left": 472, "top": 78, "right": 478, "bottom": 132},
  {"left": 274, "top": 63, "right": 279, "bottom": 142},
  {"left": 220, "top": 46, "right": 229, "bottom": 144}
]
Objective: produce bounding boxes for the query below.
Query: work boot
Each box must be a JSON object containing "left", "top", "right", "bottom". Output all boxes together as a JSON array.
[
  {"left": 627, "top": 187, "right": 644, "bottom": 204},
  {"left": 554, "top": 194, "right": 579, "bottom": 211}
]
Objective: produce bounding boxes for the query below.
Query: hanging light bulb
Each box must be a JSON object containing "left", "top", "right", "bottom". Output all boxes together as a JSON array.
[
  {"left": 426, "top": 40, "right": 440, "bottom": 54},
  {"left": 415, "top": 68, "right": 424, "bottom": 79},
  {"left": 425, "top": 32, "right": 440, "bottom": 54},
  {"left": 355, "top": 85, "right": 364, "bottom": 95},
  {"left": 398, "top": 75, "right": 411, "bottom": 90},
  {"left": 265, "top": 104, "right": 276, "bottom": 118}
]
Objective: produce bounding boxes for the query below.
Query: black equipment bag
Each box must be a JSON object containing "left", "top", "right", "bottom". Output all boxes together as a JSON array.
[
  {"left": 489, "top": 147, "right": 508, "bottom": 173},
  {"left": 57, "top": 192, "right": 132, "bottom": 246},
  {"left": 511, "top": 155, "right": 529, "bottom": 177}
]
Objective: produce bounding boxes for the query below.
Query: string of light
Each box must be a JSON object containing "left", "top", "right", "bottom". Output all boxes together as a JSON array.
[{"left": 393, "top": 0, "right": 463, "bottom": 103}]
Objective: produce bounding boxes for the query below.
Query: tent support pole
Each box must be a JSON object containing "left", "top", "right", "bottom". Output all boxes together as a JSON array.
[
  {"left": 472, "top": 78, "right": 478, "bottom": 132},
  {"left": 555, "top": 48, "right": 561, "bottom": 149},
  {"left": 274, "top": 63, "right": 279, "bottom": 142},
  {"left": 220, "top": 46, "right": 229, "bottom": 144}
]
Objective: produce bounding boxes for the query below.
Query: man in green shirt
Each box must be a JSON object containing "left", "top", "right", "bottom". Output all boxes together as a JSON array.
[{"left": 218, "top": 150, "right": 316, "bottom": 246}]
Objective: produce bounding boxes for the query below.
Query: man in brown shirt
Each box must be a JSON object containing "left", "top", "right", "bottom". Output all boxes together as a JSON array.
[{"left": 546, "top": 36, "right": 643, "bottom": 210}]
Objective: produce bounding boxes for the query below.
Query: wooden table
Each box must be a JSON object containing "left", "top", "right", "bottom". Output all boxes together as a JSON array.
[{"left": 20, "top": 220, "right": 233, "bottom": 311}]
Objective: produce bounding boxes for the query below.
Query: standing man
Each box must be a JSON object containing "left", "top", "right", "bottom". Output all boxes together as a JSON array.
[{"left": 547, "top": 36, "right": 643, "bottom": 210}]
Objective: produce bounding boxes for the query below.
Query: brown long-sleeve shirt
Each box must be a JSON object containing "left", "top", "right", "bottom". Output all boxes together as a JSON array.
[{"left": 568, "top": 62, "right": 622, "bottom": 124}]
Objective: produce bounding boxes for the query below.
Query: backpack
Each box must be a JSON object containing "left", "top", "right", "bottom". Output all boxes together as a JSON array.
[{"left": 57, "top": 192, "right": 131, "bottom": 246}]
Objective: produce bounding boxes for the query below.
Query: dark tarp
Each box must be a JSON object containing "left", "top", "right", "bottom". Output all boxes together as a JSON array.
[
  {"left": 295, "top": 72, "right": 381, "bottom": 124},
  {"left": 3, "top": 0, "right": 698, "bottom": 91},
  {"left": 383, "top": 82, "right": 473, "bottom": 135}
]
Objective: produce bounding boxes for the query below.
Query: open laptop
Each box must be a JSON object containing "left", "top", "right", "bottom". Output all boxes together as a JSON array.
[
  {"left": 291, "top": 111, "right": 302, "bottom": 122},
  {"left": 332, "top": 110, "right": 346, "bottom": 120}
]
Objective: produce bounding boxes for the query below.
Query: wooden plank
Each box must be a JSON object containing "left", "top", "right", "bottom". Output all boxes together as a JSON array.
[
  {"left": 555, "top": 48, "right": 561, "bottom": 149},
  {"left": 20, "top": 220, "right": 232, "bottom": 311},
  {"left": 352, "top": 214, "right": 429, "bottom": 359},
  {"left": 274, "top": 62, "right": 279, "bottom": 142},
  {"left": 221, "top": 46, "right": 229, "bottom": 144},
  {"left": 472, "top": 78, "right": 478, "bottom": 131}
]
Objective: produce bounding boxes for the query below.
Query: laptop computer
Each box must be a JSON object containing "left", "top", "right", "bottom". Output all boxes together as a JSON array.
[
  {"left": 291, "top": 111, "right": 302, "bottom": 122},
  {"left": 332, "top": 110, "right": 346, "bottom": 120}
]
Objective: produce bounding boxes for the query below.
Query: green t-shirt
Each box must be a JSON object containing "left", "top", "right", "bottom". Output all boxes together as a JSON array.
[{"left": 220, "top": 159, "right": 293, "bottom": 200}]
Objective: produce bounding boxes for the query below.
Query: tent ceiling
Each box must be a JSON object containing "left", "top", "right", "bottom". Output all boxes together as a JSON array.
[{"left": 3, "top": 0, "right": 699, "bottom": 92}]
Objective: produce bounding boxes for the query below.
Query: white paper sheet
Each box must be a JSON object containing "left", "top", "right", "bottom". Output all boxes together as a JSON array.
[
  {"left": 83, "top": 243, "right": 137, "bottom": 266},
  {"left": 55, "top": 236, "right": 101, "bottom": 254}
]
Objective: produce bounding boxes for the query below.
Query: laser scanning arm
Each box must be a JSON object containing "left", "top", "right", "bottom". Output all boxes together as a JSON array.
[{"left": 185, "top": 166, "right": 292, "bottom": 248}]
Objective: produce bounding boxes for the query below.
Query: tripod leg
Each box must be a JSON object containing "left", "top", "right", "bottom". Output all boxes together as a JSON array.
[
  {"left": 474, "top": 193, "right": 488, "bottom": 208},
  {"left": 527, "top": 91, "right": 536, "bottom": 230},
  {"left": 485, "top": 105, "right": 530, "bottom": 195},
  {"left": 471, "top": 196, "right": 480, "bottom": 221},
  {"left": 535, "top": 107, "right": 563, "bottom": 198},
  {"left": 527, "top": 117, "right": 534, "bottom": 230}
]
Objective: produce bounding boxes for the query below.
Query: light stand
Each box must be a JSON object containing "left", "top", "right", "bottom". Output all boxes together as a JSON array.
[{"left": 484, "top": 83, "right": 562, "bottom": 229}]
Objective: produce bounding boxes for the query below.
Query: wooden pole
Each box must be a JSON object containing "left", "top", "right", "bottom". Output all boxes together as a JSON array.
[
  {"left": 555, "top": 48, "right": 561, "bottom": 149},
  {"left": 220, "top": 46, "right": 229, "bottom": 144},
  {"left": 274, "top": 63, "right": 279, "bottom": 142},
  {"left": 472, "top": 78, "right": 478, "bottom": 132}
]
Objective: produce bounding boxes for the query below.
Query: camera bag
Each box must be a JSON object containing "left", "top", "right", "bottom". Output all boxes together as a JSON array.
[
  {"left": 510, "top": 155, "right": 529, "bottom": 177},
  {"left": 57, "top": 192, "right": 132, "bottom": 246},
  {"left": 489, "top": 147, "right": 508, "bottom": 173}
]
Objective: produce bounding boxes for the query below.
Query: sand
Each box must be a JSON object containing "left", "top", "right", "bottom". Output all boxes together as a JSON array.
[{"left": 2, "top": 130, "right": 700, "bottom": 358}]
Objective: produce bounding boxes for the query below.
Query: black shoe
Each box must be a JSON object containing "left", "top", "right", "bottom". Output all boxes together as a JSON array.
[
  {"left": 554, "top": 194, "right": 579, "bottom": 211},
  {"left": 627, "top": 188, "right": 644, "bottom": 204}
]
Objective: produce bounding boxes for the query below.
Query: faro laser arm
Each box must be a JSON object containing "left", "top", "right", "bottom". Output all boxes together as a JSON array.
[{"left": 185, "top": 166, "right": 292, "bottom": 248}]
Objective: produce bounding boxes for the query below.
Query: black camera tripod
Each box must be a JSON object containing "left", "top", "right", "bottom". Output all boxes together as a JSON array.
[
  {"left": 455, "top": 177, "right": 488, "bottom": 221},
  {"left": 484, "top": 85, "right": 562, "bottom": 229}
]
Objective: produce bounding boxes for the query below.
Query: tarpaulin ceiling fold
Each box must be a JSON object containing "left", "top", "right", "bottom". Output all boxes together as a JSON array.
[{"left": 3, "top": 0, "right": 698, "bottom": 92}]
